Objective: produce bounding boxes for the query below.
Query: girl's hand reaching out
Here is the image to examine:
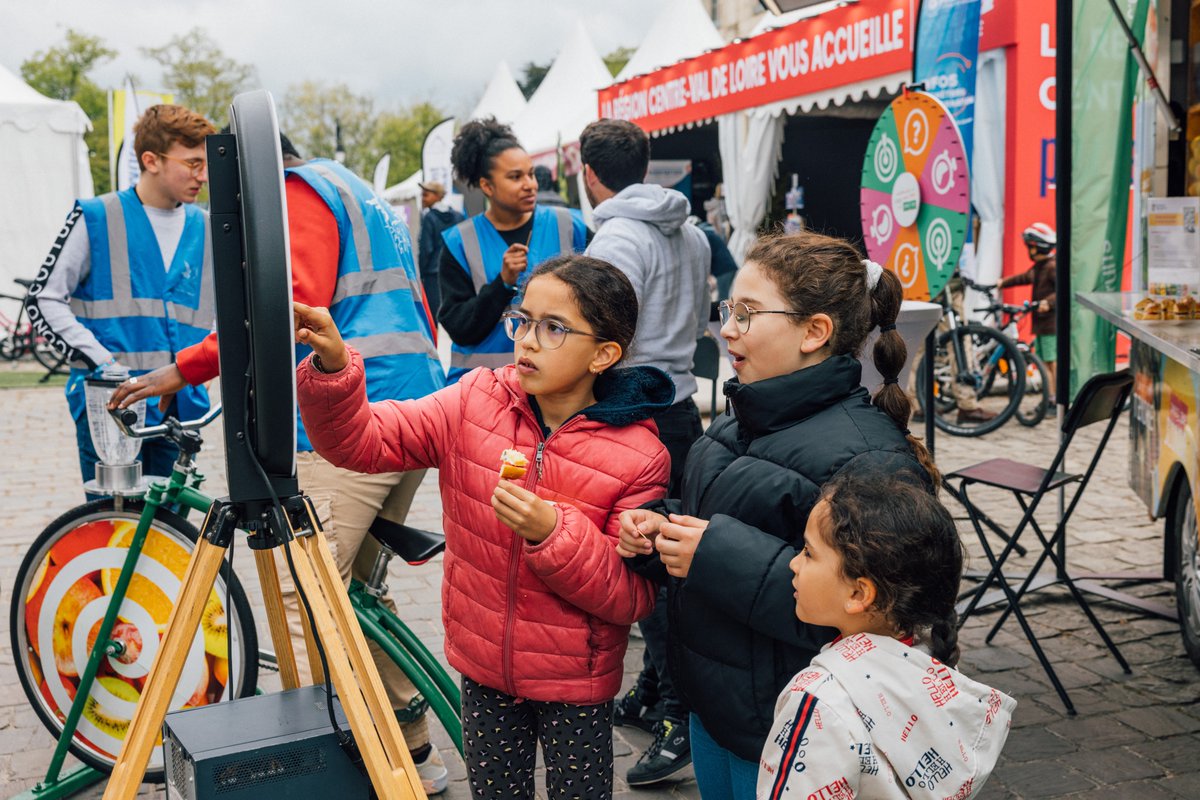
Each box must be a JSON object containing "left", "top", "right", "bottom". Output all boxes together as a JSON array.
[
  {"left": 655, "top": 514, "right": 710, "bottom": 578},
  {"left": 294, "top": 302, "right": 348, "bottom": 372},
  {"left": 616, "top": 509, "right": 668, "bottom": 558},
  {"left": 493, "top": 480, "right": 558, "bottom": 543}
]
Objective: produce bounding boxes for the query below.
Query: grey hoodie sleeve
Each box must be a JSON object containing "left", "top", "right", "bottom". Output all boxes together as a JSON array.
[
  {"left": 25, "top": 206, "right": 113, "bottom": 370},
  {"left": 586, "top": 227, "right": 649, "bottom": 304},
  {"left": 689, "top": 226, "right": 712, "bottom": 339}
]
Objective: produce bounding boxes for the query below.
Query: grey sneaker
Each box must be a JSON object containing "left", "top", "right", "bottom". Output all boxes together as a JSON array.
[
  {"left": 627, "top": 717, "right": 691, "bottom": 786},
  {"left": 414, "top": 743, "right": 449, "bottom": 795}
]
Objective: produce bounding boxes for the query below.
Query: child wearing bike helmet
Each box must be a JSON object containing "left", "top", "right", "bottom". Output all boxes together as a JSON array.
[{"left": 999, "top": 222, "right": 1057, "bottom": 388}]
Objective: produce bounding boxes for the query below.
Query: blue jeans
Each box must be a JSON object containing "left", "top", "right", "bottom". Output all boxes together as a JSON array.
[
  {"left": 690, "top": 713, "right": 758, "bottom": 800},
  {"left": 73, "top": 401, "right": 181, "bottom": 502}
]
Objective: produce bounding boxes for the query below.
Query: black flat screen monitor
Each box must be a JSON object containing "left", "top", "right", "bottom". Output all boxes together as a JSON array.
[{"left": 207, "top": 90, "right": 298, "bottom": 502}]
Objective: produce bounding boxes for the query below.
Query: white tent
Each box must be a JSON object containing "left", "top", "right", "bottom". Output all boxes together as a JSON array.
[
  {"left": 468, "top": 61, "right": 527, "bottom": 125},
  {"left": 512, "top": 22, "right": 613, "bottom": 157},
  {"left": 382, "top": 169, "right": 424, "bottom": 204},
  {"left": 615, "top": 0, "right": 725, "bottom": 84},
  {"left": 0, "top": 64, "right": 92, "bottom": 292}
]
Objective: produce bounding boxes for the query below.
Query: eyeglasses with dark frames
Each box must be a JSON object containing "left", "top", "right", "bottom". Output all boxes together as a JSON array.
[
  {"left": 717, "top": 300, "right": 807, "bottom": 334},
  {"left": 501, "top": 311, "right": 605, "bottom": 350}
]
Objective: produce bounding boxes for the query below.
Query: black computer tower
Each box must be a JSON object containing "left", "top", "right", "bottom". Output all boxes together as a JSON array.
[{"left": 162, "top": 685, "right": 368, "bottom": 800}]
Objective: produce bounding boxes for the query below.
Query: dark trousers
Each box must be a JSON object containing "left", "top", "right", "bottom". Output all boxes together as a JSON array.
[
  {"left": 635, "top": 397, "right": 704, "bottom": 721},
  {"left": 461, "top": 676, "right": 614, "bottom": 799}
]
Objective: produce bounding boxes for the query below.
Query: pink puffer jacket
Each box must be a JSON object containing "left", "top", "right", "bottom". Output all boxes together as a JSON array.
[{"left": 297, "top": 349, "right": 673, "bottom": 703}]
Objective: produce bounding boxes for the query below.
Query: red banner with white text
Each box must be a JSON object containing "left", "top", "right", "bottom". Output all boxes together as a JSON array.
[{"left": 599, "top": 0, "right": 915, "bottom": 133}]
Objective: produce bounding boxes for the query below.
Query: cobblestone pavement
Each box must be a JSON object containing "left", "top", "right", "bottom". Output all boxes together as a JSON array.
[{"left": 3, "top": 374, "right": 1200, "bottom": 798}]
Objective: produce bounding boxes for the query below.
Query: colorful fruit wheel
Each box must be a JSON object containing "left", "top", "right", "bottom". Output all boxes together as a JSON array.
[
  {"left": 10, "top": 499, "right": 258, "bottom": 780},
  {"left": 860, "top": 90, "right": 970, "bottom": 301}
]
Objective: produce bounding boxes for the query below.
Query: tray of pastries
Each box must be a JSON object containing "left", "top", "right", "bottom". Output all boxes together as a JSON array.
[{"left": 1132, "top": 296, "right": 1200, "bottom": 321}]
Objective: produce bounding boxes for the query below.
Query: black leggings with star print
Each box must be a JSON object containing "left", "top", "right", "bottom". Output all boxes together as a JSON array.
[{"left": 461, "top": 676, "right": 614, "bottom": 799}]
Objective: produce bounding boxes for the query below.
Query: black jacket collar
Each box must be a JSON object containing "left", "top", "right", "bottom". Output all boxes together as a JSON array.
[{"left": 724, "top": 354, "right": 863, "bottom": 438}]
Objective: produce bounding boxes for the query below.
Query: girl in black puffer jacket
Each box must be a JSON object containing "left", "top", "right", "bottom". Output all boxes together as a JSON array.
[{"left": 618, "top": 232, "right": 940, "bottom": 799}]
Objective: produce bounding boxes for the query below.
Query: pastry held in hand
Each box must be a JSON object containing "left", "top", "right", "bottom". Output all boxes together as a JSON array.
[{"left": 499, "top": 449, "right": 529, "bottom": 479}]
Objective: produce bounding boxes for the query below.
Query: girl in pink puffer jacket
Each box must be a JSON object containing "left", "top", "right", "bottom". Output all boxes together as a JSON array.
[{"left": 295, "top": 254, "right": 672, "bottom": 800}]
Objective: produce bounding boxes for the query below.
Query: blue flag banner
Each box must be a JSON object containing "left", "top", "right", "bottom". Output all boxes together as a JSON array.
[{"left": 913, "top": 0, "right": 982, "bottom": 164}]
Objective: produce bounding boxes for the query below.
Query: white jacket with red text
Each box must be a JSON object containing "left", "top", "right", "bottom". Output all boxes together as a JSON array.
[{"left": 757, "top": 634, "right": 1016, "bottom": 800}]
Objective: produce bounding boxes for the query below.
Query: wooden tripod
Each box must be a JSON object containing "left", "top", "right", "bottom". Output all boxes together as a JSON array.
[{"left": 101, "top": 495, "right": 426, "bottom": 800}]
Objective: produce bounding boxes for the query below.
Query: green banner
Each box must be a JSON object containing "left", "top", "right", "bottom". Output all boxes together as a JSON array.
[{"left": 1070, "top": 0, "right": 1149, "bottom": 395}]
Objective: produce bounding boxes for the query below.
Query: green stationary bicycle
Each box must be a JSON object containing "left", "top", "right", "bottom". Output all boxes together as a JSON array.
[{"left": 8, "top": 407, "right": 462, "bottom": 799}]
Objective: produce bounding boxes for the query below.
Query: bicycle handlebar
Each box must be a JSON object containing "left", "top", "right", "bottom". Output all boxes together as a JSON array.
[{"left": 111, "top": 404, "right": 223, "bottom": 440}]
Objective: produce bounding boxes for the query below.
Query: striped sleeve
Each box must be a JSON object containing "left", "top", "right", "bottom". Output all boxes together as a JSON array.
[{"left": 757, "top": 691, "right": 862, "bottom": 800}]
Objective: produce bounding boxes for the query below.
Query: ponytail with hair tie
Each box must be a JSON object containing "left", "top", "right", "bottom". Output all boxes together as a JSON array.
[
  {"left": 863, "top": 259, "right": 884, "bottom": 291},
  {"left": 867, "top": 267, "right": 941, "bottom": 486}
]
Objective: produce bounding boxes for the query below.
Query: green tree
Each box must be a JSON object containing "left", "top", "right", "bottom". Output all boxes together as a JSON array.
[
  {"left": 279, "top": 81, "right": 376, "bottom": 176},
  {"left": 21, "top": 29, "right": 116, "bottom": 193},
  {"left": 518, "top": 61, "right": 552, "bottom": 99},
  {"left": 142, "top": 28, "right": 256, "bottom": 127},
  {"left": 603, "top": 46, "right": 635, "bottom": 78},
  {"left": 371, "top": 103, "right": 450, "bottom": 186}
]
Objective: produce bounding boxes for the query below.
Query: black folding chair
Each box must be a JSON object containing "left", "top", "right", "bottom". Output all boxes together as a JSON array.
[{"left": 944, "top": 370, "right": 1140, "bottom": 714}]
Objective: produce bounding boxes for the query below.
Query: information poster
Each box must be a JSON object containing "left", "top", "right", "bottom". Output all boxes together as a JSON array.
[{"left": 1147, "top": 197, "right": 1200, "bottom": 288}]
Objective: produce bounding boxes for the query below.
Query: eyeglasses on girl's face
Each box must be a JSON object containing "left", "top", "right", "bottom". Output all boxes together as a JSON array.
[
  {"left": 717, "top": 300, "right": 806, "bottom": 334},
  {"left": 502, "top": 311, "right": 604, "bottom": 350}
]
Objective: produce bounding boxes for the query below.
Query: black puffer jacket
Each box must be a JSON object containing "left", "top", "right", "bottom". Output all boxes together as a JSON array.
[{"left": 635, "top": 353, "right": 930, "bottom": 761}]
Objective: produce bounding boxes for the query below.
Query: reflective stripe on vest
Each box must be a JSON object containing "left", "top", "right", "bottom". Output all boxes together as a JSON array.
[
  {"left": 70, "top": 195, "right": 216, "bottom": 331},
  {"left": 285, "top": 160, "right": 444, "bottom": 448},
  {"left": 67, "top": 189, "right": 212, "bottom": 422},
  {"left": 444, "top": 205, "right": 582, "bottom": 383},
  {"left": 109, "top": 351, "right": 175, "bottom": 371},
  {"left": 449, "top": 350, "right": 514, "bottom": 372},
  {"left": 288, "top": 161, "right": 441, "bottom": 365},
  {"left": 304, "top": 162, "right": 426, "bottom": 301},
  {"left": 455, "top": 206, "right": 576, "bottom": 291}
]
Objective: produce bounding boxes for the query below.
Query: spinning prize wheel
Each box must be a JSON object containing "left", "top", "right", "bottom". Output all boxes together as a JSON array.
[{"left": 860, "top": 91, "right": 970, "bottom": 301}]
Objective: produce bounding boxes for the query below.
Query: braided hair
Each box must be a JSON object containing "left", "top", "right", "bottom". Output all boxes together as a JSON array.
[{"left": 819, "top": 468, "right": 963, "bottom": 665}]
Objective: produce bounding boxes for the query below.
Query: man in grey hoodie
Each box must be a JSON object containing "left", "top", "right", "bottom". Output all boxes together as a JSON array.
[{"left": 581, "top": 118, "right": 711, "bottom": 787}]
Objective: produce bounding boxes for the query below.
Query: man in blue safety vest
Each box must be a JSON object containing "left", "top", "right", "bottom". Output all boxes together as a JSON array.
[{"left": 27, "top": 104, "right": 217, "bottom": 496}]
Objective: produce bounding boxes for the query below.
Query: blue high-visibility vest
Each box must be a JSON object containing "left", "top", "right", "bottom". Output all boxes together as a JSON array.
[
  {"left": 287, "top": 159, "right": 445, "bottom": 451},
  {"left": 67, "top": 189, "right": 212, "bottom": 426},
  {"left": 441, "top": 205, "right": 587, "bottom": 383}
]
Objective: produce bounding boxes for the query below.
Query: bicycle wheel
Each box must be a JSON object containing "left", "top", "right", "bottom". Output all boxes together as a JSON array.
[
  {"left": 32, "top": 337, "right": 68, "bottom": 374},
  {"left": 916, "top": 323, "right": 1026, "bottom": 437},
  {"left": 1010, "top": 348, "right": 1051, "bottom": 427},
  {"left": 0, "top": 331, "right": 27, "bottom": 360},
  {"left": 10, "top": 499, "right": 258, "bottom": 781}
]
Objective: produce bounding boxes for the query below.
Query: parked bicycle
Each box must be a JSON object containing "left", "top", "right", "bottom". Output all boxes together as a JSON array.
[
  {"left": 914, "top": 278, "right": 1028, "bottom": 437},
  {"left": 974, "top": 283, "right": 1054, "bottom": 427},
  {"left": 0, "top": 278, "right": 69, "bottom": 379},
  {"left": 10, "top": 406, "right": 461, "bottom": 795}
]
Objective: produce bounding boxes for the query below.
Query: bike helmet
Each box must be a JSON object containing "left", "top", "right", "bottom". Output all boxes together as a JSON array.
[{"left": 1022, "top": 222, "right": 1057, "bottom": 254}]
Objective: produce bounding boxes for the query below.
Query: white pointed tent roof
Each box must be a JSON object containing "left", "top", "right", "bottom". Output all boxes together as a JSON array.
[
  {"left": 615, "top": 0, "right": 725, "bottom": 83},
  {"left": 512, "top": 21, "right": 613, "bottom": 156},
  {"left": 468, "top": 60, "right": 527, "bottom": 125},
  {"left": 0, "top": 63, "right": 92, "bottom": 291}
]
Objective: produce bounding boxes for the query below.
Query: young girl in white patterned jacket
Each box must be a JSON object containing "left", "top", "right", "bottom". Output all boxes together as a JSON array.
[{"left": 758, "top": 468, "right": 1016, "bottom": 800}]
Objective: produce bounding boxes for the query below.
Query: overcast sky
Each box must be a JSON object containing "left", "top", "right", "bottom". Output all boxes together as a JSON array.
[{"left": 2, "top": 0, "right": 670, "bottom": 117}]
